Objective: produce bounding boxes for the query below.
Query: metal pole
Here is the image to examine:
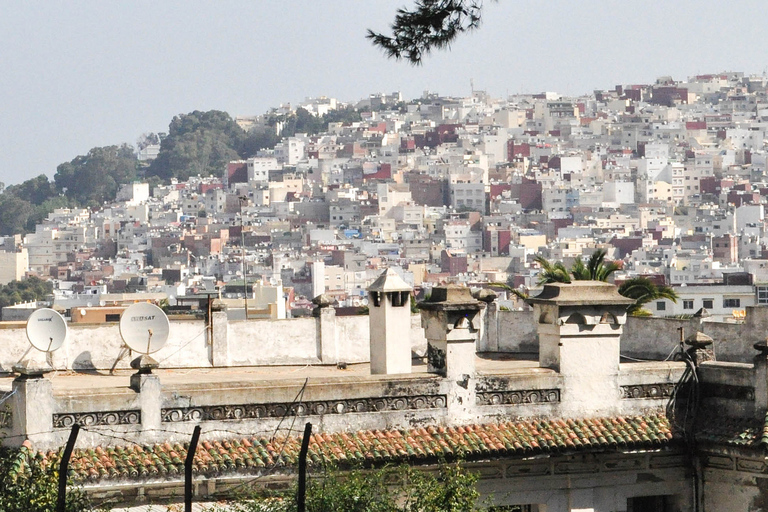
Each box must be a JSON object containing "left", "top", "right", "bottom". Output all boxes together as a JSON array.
[
  {"left": 56, "top": 424, "right": 80, "bottom": 512},
  {"left": 242, "top": 229, "right": 248, "bottom": 320},
  {"left": 185, "top": 425, "right": 202, "bottom": 512},
  {"left": 297, "top": 422, "right": 313, "bottom": 512},
  {"left": 240, "top": 196, "right": 248, "bottom": 320}
]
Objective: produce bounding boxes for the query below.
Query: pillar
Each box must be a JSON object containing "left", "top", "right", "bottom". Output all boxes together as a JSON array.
[
  {"left": 528, "top": 281, "right": 634, "bottom": 416},
  {"left": 10, "top": 368, "right": 55, "bottom": 446},
  {"left": 475, "top": 289, "right": 498, "bottom": 352},
  {"left": 419, "top": 285, "right": 485, "bottom": 415},
  {"left": 313, "top": 294, "right": 337, "bottom": 363},
  {"left": 132, "top": 373, "right": 162, "bottom": 434},
  {"left": 209, "top": 306, "right": 228, "bottom": 367},
  {"left": 754, "top": 341, "right": 768, "bottom": 420}
]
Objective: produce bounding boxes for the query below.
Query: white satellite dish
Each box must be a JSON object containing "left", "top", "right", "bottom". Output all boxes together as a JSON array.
[
  {"left": 26, "top": 308, "right": 68, "bottom": 353},
  {"left": 119, "top": 303, "right": 170, "bottom": 355}
]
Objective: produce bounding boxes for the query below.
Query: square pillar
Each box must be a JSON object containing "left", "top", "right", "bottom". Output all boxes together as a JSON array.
[
  {"left": 11, "top": 369, "right": 55, "bottom": 447},
  {"left": 528, "top": 281, "right": 634, "bottom": 416},
  {"left": 419, "top": 285, "right": 485, "bottom": 416},
  {"left": 313, "top": 294, "right": 338, "bottom": 363}
]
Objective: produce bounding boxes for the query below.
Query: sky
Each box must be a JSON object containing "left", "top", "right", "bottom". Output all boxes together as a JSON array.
[{"left": 1, "top": 0, "right": 767, "bottom": 186}]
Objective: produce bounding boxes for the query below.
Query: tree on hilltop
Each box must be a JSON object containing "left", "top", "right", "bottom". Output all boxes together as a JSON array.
[
  {"left": 53, "top": 144, "right": 138, "bottom": 207},
  {"left": 147, "top": 110, "right": 247, "bottom": 181}
]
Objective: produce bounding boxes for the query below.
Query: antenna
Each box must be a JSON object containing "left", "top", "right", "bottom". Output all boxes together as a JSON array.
[
  {"left": 26, "top": 308, "right": 68, "bottom": 353},
  {"left": 119, "top": 303, "right": 170, "bottom": 355},
  {"left": 121, "top": 303, "right": 170, "bottom": 382}
]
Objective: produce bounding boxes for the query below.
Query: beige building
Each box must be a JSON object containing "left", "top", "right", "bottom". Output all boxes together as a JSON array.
[{"left": 0, "top": 247, "right": 28, "bottom": 284}]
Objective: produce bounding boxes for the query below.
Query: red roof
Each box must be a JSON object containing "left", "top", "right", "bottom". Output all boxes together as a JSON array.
[{"left": 22, "top": 414, "right": 674, "bottom": 482}]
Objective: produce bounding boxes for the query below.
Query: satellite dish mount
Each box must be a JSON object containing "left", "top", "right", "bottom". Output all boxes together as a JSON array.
[
  {"left": 15, "top": 308, "right": 69, "bottom": 378},
  {"left": 119, "top": 303, "right": 170, "bottom": 388}
]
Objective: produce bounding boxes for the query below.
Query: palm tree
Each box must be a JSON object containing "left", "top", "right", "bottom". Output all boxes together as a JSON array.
[
  {"left": 533, "top": 249, "right": 678, "bottom": 316},
  {"left": 534, "top": 255, "right": 571, "bottom": 284},
  {"left": 617, "top": 277, "right": 679, "bottom": 316},
  {"left": 570, "top": 250, "right": 622, "bottom": 281}
]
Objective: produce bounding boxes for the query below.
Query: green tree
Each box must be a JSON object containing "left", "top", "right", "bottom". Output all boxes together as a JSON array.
[
  {"left": 54, "top": 144, "right": 138, "bottom": 206},
  {"left": 368, "top": 0, "right": 486, "bottom": 64},
  {"left": 4, "top": 174, "right": 57, "bottom": 205},
  {"left": 241, "top": 129, "right": 281, "bottom": 158},
  {"left": 618, "top": 277, "right": 679, "bottom": 317},
  {"left": 241, "top": 462, "right": 482, "bottom": 512},
  {"left": 569, "top": 250, "right": 622, "bottom": 282},
  {"left": 0, "top": 195, "right": 34, "bottom": 236},
  {"left": 533, "top": 254, "right": 571, "bottom": 285},
  {"left": 0, "top": 277, "right": 53, "bottom": 310},
  {"left": 531, "top": 249, "right": 678, "bottom": 316},
  {"left": 148, "top": 110, "right": 247, "bottom": 181},
  {"left": 535, "top": 249, "right": 620, "bottom": 285},
  {"left": 0, "top": 445, "right": 89, "bottom": 512}
]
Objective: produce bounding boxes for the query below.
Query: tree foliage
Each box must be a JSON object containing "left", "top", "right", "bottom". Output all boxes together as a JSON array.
[
  {"left": 0, "top": 446, "right": 89, "bottom": 512},
  {"left": 0, "top": 194, "right": 36, "bottom": 237},
  {"left": 148, "top": 110, "right": 248, "bottom": 181},
  {"left": 0, "top": 277, "right": 53, "bottom": 310},
  {"left": 54, "top": 144, "right": 138, "bottom": 206},
  {"left": 4, "top": 174, "right": 57, "bottom": 206},
  {"left": 533, "top": 249, "right": 678, "bottom": 316},
  {"left": 368, "top": 0, "right": 486, "bottom": 64},
  {"left": 269, "top": 106, "right": 364, "bottom": 138},
  {"left": 535, "top": 249, "right": 621, "bottom": 285},
  {"left": 234, "top": 462, "right": 482, "bottom": 512},
  {"left": 618, "top": 277, "right": 679, "bottom": 316}
]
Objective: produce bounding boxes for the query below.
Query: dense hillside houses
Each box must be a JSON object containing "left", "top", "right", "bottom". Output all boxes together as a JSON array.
[
  {"left": 6, "top": 71, "right": 768, "bottom": 510},
  {"left": 3, "top": 72, "right": 768, "bottom": 322}
]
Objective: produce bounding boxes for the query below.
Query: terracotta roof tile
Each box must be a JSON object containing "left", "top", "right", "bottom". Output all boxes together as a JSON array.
[
  {"left": 17, "top": 414, "right": 676, "bottom": 483},
  {"left": 696, "top": 415, "right": 768, "bottom": 448}
]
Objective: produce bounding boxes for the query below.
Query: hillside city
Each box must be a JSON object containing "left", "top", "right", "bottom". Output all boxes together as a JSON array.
[{"left": 3, "top": 70, "right": 768, "bottom": 322}]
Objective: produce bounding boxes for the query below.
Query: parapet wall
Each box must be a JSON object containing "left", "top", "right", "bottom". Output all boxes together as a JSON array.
[
  {"left": 2, "top": 303, "right": 765, "bottom": 373},
  {"left": 477, "top": 306, "right": 768, "bottom": 364},
  {"left": 0, "top": 311, "right": 428, "bottom": 372}
]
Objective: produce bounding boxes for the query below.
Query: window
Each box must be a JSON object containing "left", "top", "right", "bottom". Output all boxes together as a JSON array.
[
  {"left": 656, "top": 301, "right": 666, "bottom": 311},
  {"left": 758, "top": 286, "right": 768, "bottom": 305},
  {"left": 683, "top": 300, "right": 694, "bottom": 310},
  {"left": 105, "top": 314, "right": 121, "bottom": 322},
  {"left": 723, "top": 298, "right": 740, "bottom": 308},
  {"left": 703, "top": 299, "right": 714, "bottom": 309}
]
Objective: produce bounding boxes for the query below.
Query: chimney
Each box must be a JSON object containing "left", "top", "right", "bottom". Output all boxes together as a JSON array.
[
  {"left": 528, "top": 281, "right": 634, "bottom": 415},
  {"left": 419, "top": 284, "right": 484, "bottom": 379},
  {"left": 367, "top": 268, "right": 413, "bottom": 375}
]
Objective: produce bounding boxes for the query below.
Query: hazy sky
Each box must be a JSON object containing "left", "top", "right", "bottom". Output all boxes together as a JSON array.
[{"left": 1, "top": 1, "right": 767, "bottom": 186}]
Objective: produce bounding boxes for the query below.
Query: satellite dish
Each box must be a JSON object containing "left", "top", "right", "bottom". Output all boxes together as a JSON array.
[
  {"left": 119, "top": 303, "right": 169, "bottom": 355},
  {"left": 26, "top": 308, "right": 68, "bottom": 353}
]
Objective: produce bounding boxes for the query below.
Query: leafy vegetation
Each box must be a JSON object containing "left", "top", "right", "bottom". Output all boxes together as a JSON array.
[
  {"left": 0, "top": 446, "right": 89, "bottom": 512},
  {"left": 0, "top": 277, "right": 53, "bottom": 310},
  {"left": 148, "top": 110, "right": 249, "bottom": 181},
  {"left": 231, "top": 462, "right": 483, "bottom": 512},
  {"left": 54, "top": 144, "right": 139, "bottom": 206},
  {"left": 617, "top": 277, "right": 679, "bottom": 317},
  {"left": 268, "top": 105, "right": 364, "bottom": 138},
  {"left": 522, "top": 249, "right": 679, "bottom": 316},
  {"left": 368, "top": 0, "right": 486, "bottom": 64}
]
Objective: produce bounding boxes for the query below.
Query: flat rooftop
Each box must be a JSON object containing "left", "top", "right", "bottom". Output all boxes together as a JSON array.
[{"left": 0, "top": 353, "right": 544, "bottom": 394}]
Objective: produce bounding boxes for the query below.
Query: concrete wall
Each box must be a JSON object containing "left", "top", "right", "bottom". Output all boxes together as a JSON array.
[
  {"left": 0, "top": 319, "right": 209, "bottom": 373},
  {"left": 0, "top": 312, "right": 430, "bottom": 372},
  {"left": 476, "top": 305, "right": 768, "bottom": 364}
]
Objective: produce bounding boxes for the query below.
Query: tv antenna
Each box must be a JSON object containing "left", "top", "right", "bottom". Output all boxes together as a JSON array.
[{"left": 120, "top": 303, "right": 170, "bottom": 376}]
